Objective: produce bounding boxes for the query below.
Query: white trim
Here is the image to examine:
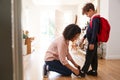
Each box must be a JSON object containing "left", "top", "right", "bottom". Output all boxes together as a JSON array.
[
  {"left": 12, "top": 0, "right": 23, "bottom": 80},
  {"left": 105, "top": 54, "right": 120, "bottom": 59}
]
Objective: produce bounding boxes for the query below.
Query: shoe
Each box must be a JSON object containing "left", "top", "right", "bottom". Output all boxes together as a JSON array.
[
  {"left": 79, "top": 70, "right": 85, "bottom": 77},
  {"left": 87, "top": 70, "right": 97, "bottom": 76},
  {"left": 43, "top": 64, "right": 49, "bottom": 78}
]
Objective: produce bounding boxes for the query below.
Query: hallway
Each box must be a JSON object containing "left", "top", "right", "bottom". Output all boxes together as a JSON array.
[
  {"left": 23, "top": 49, "right": 85, "bottom": 80},
  {"left": 23, "top": 49, "right": 120, "bottom": 80}
]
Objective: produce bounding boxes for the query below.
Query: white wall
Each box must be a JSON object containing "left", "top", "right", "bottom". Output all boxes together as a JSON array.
[
  {"left": 100, "top": 0, "right": 120, "bottom": 59},
  {"left": 22, "top": 0, "right": 78, "bottom": 51}
]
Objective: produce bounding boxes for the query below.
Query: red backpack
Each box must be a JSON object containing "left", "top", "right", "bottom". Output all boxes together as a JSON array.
[{"left": 90, "top": 15, "right": 111, "bottom": 42}]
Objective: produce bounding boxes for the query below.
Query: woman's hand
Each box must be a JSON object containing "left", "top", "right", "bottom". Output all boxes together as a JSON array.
[
  {"left": 73, "top": 68, "right": 80, "bottom": 76},
  {"left": 74, "top": 63, "right": 81, "bottom": 70},
  {"left": 73, "top": 65, "right": 81, "bottom": 76}
]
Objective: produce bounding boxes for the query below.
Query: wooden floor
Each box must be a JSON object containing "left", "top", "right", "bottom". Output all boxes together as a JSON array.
[{"left": 23, "top": 49, "right": 120, "bottom": 80}]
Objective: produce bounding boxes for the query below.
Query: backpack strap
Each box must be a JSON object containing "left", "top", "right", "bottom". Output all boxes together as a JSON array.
[{"left": 90, "top": 15, "right": 100, "bottom": 28}]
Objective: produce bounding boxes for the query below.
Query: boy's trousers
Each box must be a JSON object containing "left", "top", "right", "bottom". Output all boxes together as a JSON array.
[{"left": 82, "top": 43, "right": 98, "bottom": 73}]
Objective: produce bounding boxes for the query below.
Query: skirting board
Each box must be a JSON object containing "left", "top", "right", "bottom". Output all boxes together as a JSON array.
[{"left": 105, "top": 54, "right": 120, "bottom": 59}]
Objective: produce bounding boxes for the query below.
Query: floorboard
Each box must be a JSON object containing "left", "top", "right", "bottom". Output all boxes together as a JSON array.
[{"left": 23, "top": 49, "right": 120, "bottom": 80}]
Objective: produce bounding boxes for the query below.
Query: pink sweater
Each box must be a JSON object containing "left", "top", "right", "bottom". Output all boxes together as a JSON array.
[{"left": 44, "top": 36, "right": 73, "bottom": 65}]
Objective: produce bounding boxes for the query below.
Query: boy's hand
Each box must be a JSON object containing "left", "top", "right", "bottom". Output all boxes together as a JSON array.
[{"left": 89, "top": 44, "right": 94, "bottom": 50}]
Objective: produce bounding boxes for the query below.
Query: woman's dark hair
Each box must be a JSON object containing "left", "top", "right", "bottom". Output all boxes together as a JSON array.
[
  {"left": 82, "top": 3, "right": 95, "bottom": 15},
  {"left": 63, "top": 24, "right": 81, "bottom": 40}
]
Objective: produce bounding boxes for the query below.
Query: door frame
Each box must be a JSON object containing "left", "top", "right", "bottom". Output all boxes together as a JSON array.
[{"left": 12, "top": 0, "right": 23, "bottom": 80}]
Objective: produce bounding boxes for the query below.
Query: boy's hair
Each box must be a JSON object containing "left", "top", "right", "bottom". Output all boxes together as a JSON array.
[
  {"left": 82, "top": 3, "right": 95, "bottom": 15},
  {"left": 63, "top": 24, "right": 81, "bottom": 40}
]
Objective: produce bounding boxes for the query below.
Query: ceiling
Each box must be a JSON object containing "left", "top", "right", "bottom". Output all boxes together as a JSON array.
[{"left": 32, "top": 0, "right": 93, "bottom": 5}]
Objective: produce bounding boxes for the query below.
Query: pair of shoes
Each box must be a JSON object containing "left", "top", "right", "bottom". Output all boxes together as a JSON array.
[
  {"left": 87, "top": 70, "right": 97, "bottom": 76},
  {"left": 79, "top": 70, "right": 85, "bottom": 77},
  {"left": 43, "top": 64, "right": 49, "bottom": 78}
]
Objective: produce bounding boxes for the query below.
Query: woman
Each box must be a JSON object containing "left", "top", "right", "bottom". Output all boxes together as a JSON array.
[{"left": 43, "top": 24, "right": 81, "bottom": 78}]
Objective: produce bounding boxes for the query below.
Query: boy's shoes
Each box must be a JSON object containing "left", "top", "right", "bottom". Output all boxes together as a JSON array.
[
  {"left": 87, "top": 70, "right": 97, "bottom": 76},
  {"left": 43, "top": 64, "right": 49, "bottom": 78},
  {"left": 73, "top": 68, "right": 85, "bottom": 78},
  {"left": 79, "top": 70, "right": 85, "bottom": 77}
]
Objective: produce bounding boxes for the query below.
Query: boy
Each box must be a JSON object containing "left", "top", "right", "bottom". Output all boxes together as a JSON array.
[{"left": 80, "top": 3, "right": 100, "bottom": 77}]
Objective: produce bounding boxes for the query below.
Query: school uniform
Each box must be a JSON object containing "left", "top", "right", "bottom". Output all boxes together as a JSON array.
[{"left": 81, "top": 14, "right": 100, "bottom": 75}]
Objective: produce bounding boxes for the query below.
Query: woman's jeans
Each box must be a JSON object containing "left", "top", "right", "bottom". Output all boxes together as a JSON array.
[{"left": 45, "top": 60, "right": 72, "bottom": 76}]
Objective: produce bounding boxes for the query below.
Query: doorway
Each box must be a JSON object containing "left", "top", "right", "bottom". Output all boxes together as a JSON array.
[
  {"left": 13, "top": 0, "right": 99, "bottom": 80},
  {"left": 21, "top": 0, "right": 80, "bottom": 80}
]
